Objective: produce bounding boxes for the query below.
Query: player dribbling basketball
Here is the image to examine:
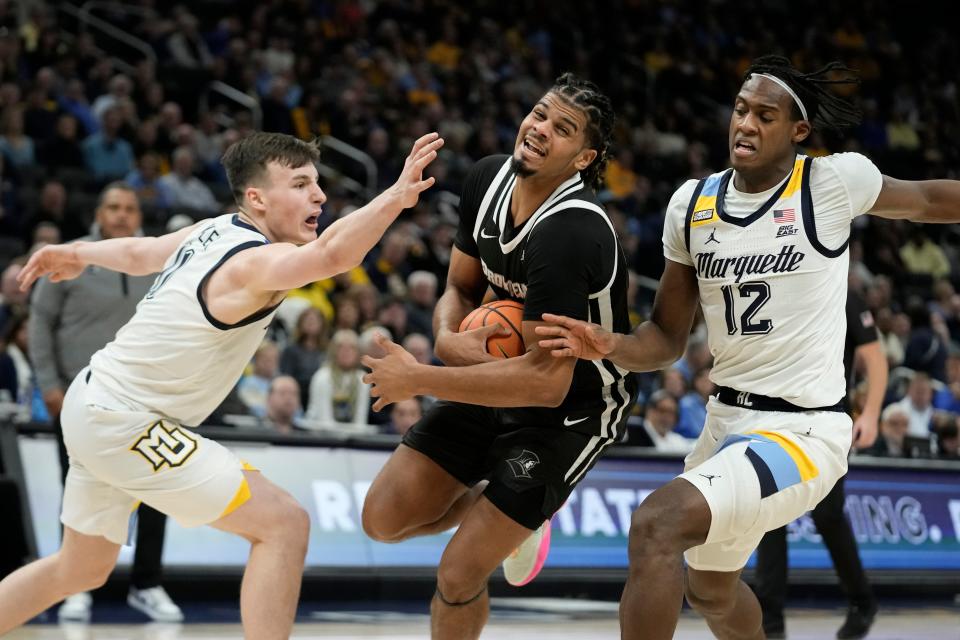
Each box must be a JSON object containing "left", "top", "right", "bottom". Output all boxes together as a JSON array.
[{"left": 360, "top": 73, "right": 636, "bottom": 640}]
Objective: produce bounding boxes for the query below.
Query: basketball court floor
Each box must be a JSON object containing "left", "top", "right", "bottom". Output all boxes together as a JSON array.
[{"left": 8, "top": 598, "right": 959, "bottom": 639}]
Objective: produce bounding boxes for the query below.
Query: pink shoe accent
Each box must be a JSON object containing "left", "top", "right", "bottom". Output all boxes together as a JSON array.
[{"left": 512, "top": 520, "right": 552, "bottom": 586}]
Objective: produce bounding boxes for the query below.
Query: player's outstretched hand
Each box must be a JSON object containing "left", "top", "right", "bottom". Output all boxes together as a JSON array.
[
  {"left": 362, "top": 333, "right": 420, "bottom": 411},
  {"left": 434, "top": 323, "right": 509, "bottom": 366},
  {"left": 387, "top": 132, "right": 445, "bottom": 210},
  {"left": 17, "top": 244, "right": 85, "bottom": 291},
  {"left": 535, "top": 313, "right": 617, "bottom": 360}
]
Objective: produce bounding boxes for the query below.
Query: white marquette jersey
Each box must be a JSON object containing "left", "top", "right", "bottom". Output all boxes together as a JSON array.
[
  {"left": 663, "top": 153, "right": 882, "bottom": 407},
  {"left": 90, "top": 214, "right": 279, "bottom": 425}
]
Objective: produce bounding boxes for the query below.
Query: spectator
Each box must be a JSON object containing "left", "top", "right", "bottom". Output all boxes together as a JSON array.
[
  {"left": 236, "top": 340, "right": 279, "bottom": 418},
  {"left": 405, "top": 270, "right": 438, "bottom": 340},
  {"left": 305, "top": 329, "right": 371, "bottom": 433},
  {"left": 676, "top": 366, "right": 713, "bottom": 439},
  {"left": 82, "top": 105, "right": 135, "bottom": 183},
  {"left": 157, "top": 146, "right": 220, "bottom": 214},
  {"left": 0, "top": 312, "right": 46, "bottom": 421},
  {"left": 402, "top": 333, "right": 434, "bottom": 365},
  {"left": 36, "top": 113, "right": 85, "bottom": 172},
  {"left": 627, "top": 390, "right": 693, "bottom": 453},
  {"left": 0, "top": 261, "right": 27, "bottom": 332},
  {"left": 865, "top": 404, "right": 912, "bottom": 457},
  {"left": 0, "top": 105, "right": 34, "bottom": 169},
  {"left": 56, "top": 78, "right": 98, "bottom": 137},
  {"left": 263, "top": 375, "right": 304, "bottom": 435},
  {"left": 895, "top": 372, "right": 935, "bottom": 438},
  {"left": 933, "top": 354, "right": 960, "bottom": 413},
  {"left": 937, "top": 419, "right": 959, "bottom": 459},
  {"left": 21, "top": 180, "right": 88, "bottom": 245},
  {"left": 903, "top": 299, "right": 948, "bottom": 381},
  {"left": 900, "top": 227, "right": 950, "bottom": 281},
  {"left": 386, "top": 396, "right": 423, "bottom": 436},
  {"left": 365, "top": 229, "right": 411, "bottom": 296},
  {"left": 279, "top": 307, "right": 328, "bottom": 409},
  {"left": 661, "top": 367, "right": 687, "bottom": 401},
  {"left": 125, "top": 151, "right": 173, "bottom": 213},
  {"left": 90, "top": 74, "right": 133, "bottom": 124}
]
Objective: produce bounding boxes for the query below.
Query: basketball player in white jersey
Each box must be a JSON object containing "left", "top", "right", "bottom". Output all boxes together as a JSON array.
[
  {"left": 0, "top": 131, "right": 442, "bottom": 639},
  {"left": 535, "top": 55, "right": 960, "bottom": 639}
]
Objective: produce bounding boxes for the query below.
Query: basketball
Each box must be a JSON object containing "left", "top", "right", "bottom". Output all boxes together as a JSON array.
[{"left": 458, "top": 299, "right": 525, "bottom": 358}]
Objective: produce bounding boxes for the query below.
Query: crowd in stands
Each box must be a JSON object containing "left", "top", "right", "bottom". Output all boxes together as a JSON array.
[{"left": 0, "top": 0, "right": 958, "bottom": 458}]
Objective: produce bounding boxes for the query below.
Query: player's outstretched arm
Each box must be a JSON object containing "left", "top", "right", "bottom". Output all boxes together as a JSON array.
[
  {"left": 869, "top": 175, "right": 960, "bottom": 222},
  {"left": 18, "top": 221, "right": 203, "bottom": 290},
  {"left": 242, "top": 133, "right": 443, "bottom": 292},
  {"left": 536, "top": 259, "right": 700, "bottom": 372}
]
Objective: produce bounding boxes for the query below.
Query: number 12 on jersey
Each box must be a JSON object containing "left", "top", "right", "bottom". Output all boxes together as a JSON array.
[{"left": 721, "top": 281, "right": 772, "bottom": 335}]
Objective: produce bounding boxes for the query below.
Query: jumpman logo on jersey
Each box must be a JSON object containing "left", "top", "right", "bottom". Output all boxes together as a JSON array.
[
  {"left": 699, "top": 473, "right": 721, "bottom": 486},
  {"left": 705, "top": 229, "right": 720, "bottom": 244}
]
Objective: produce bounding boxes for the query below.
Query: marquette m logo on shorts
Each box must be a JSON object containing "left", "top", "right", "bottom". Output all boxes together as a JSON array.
[
  {"left": 131, "top": 420, "right": 199, "bottom": 471},
  {"left": 507, "top": 450, "right": 540, "bottom": 479}
]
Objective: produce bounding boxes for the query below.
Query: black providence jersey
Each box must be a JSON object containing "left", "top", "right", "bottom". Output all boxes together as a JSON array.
[{"left": 454, "top": 155, "right": 638, "bottom": 440}]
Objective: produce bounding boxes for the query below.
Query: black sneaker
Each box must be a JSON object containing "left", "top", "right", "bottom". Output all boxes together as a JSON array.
[{"left": 836, "top": 604, "right": 876, "bottom": 639}]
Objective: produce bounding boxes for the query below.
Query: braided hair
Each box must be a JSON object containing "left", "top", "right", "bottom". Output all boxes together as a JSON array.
[
  {"left": 548, "top": 73, "right": 615, "bottom": 192},
  {"left": 745, "top": 55, "right": 862, "bottom": 132}
]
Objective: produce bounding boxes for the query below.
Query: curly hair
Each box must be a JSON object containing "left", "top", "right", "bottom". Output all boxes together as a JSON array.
[{"left": 549, "top": 73, "right": 616, "bottom": 192}]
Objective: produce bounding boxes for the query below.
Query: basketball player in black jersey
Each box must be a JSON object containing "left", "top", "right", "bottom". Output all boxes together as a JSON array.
[{"left": 362, "top": 74, "right": 637, "bottom": 639}]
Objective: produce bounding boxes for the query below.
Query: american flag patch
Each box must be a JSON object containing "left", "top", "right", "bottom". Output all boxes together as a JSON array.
[{"left": 773, "top": 208, "right": 795, "bottom": 223}]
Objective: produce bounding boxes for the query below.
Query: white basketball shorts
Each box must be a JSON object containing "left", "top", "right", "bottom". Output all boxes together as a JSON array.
[
  {"left": 679, "top": 397, "right": 852, "bottom": 572},
  {"left": 59, "top": 369, "right": 252, "bottom": 545}
]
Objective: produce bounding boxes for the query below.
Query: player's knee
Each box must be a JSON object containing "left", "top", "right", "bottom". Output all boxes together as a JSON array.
[
  {"left": 55, "top": 551, "right": 115, "bottom": 593},
  {"left": 361, "top": 490, "right": 405, "bottom": 543},
  {"left": 280, "top": 500, "right": 311, "bottom": 550},
  {"left": 628, "top": 501, "right": 677, "bottom": 553},
  {"left": 436, "top": 561, "right": 488, "bottom": 603}
]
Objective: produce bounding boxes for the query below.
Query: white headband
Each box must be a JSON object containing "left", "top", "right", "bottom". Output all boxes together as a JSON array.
[{"left": 754, "top": 73, "right": 808, "bottom": 121}]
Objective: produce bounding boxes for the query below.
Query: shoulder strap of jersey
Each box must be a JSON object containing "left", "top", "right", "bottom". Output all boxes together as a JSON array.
[
  {"left": 800, "top": 156, "right": 849, "bottom": 258},
  {"left": 684, "top": 169, "right": 728, "bottom": 253}
]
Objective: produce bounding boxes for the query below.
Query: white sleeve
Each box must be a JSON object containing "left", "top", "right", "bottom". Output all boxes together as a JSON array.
[
  {"left": 809, "top": 153, "right": 883, "bottom": 251},
  {"left": 662, "top": 180, "right": 699, "bottom": 267}
]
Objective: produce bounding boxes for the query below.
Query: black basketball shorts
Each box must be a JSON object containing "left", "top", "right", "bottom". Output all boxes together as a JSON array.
[{"left": 401, "top": 401, "right": 615, "bottom": 530}]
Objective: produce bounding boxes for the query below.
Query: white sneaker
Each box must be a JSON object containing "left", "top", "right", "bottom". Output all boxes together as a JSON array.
[
  {"left": 58, "top": 592, "right": 93, "bottom": 623},
  {"left": 127, "top": 586, "right": 184, "bottom": 622},
  {"left": 502, "top": 520, "right": 552, "bottom": 586}
]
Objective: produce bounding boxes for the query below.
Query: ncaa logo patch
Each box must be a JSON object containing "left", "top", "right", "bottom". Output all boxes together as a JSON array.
[{"left": 507, "top": 450, "right": 541, "bottom": 479}]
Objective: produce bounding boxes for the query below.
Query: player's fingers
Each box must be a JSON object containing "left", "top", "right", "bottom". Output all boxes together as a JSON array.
[
  {"left": 375, "top": 333, "right": 400, "bottom": 351},
  {"left": 550, "top": 347, "right": 574, "bottom": 358},
  {"left": 17, "top": 268, "right": 38, "bottom": 291},
  {"left": 413, "top": 138, "right": 444, "bottom": 161},
  {"left": 485, "top": 322, "right": 511, "bottom": 336},
  {"left": 409, "top": 132, "right": 440, "bottom": 157},
  {"left": 412, "top": 149, "right": 439, "bottom": 172},
  {"left": 372, "top": 397, "right": 388, "bottom": 412},
  {"left": 541, "top": 313, "right": 579, "bottom": 328},
  {"left": 535, "top": 325, "right": 565, "bottom": 337},
  {"left": 413, "top": 177, "right": 436, "bottom": 193},
  {"left": 537, "top": 338, "right": 568, "bottom": 349},
  {"left": 360, "top": 355, "right": 377, "bottom": 369}
]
